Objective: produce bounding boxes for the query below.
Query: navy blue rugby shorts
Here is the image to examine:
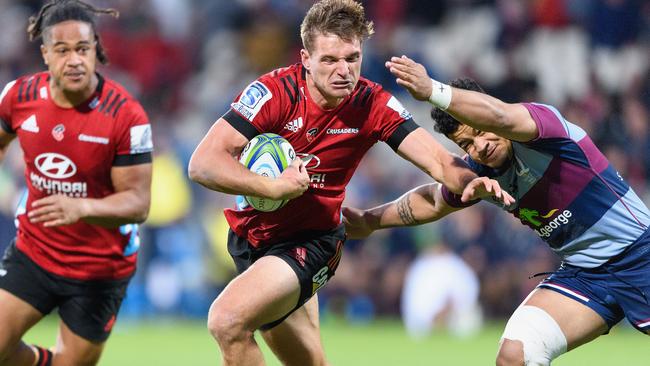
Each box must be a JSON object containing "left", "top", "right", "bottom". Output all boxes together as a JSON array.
[{"left": 538, "top": 228, "right": 650, "bottom": 333}]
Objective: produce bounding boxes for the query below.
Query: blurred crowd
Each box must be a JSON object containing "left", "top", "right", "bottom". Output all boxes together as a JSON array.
[{"left": 0, "top": 0, "right": 649, "bottom": 335}]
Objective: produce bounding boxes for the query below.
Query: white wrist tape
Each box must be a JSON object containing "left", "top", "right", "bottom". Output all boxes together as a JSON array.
[{"left": 428, "top": 79, "right": 452, "bottom": 110}]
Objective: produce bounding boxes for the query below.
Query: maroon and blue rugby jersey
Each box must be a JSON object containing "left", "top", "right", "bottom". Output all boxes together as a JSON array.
[{"left": 442, "top": 103, "right": 650, "bottom": 268}]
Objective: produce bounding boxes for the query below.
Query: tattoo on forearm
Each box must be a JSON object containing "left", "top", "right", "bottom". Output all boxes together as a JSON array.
[{"left": 397, "top": 195, "right": 419, "bottom": 226}]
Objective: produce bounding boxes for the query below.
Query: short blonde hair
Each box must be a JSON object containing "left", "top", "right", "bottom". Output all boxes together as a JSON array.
[{"left": 300, "top": 0, "right": 374, "bottom": 52}]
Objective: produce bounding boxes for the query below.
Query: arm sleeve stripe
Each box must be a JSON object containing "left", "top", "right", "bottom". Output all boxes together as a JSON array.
[
  {"left": 113, "top": 152, "right": 152, "bottom": 166},
  {"left": 385, "top": 119, "right": 419, "bottom": 151},
  {"left": 223, "top": 109, "right": 261, "bottom": 140},
  {"left": 0, "top": 118, "right": 13, "bottom": 134},
  {"left": 440, "top": 184, "right": 479, "bottom": 208}
]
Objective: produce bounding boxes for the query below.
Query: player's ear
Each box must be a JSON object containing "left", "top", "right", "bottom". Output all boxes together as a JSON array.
[
  {"left": 300, "top": 49, "right": 310, "bottom": 72},
  {"left": 40, "top": 44, "right": 49, "bottom": 66}
]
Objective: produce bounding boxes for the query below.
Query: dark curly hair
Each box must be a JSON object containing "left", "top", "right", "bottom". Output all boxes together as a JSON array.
[
  {"left": 27, "top": 0, "right": 119, "bottom": 65},
  {"left": 431, "top": 77, "right": 485, "bottom": 136}
]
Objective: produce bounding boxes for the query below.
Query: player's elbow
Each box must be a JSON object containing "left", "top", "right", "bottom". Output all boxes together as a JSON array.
[
  {"left": 132, "top": 196, "right": 151, "bottom": 223},
  {"left": 188, "top": 156, "right": 228, "bottom": 192},
  {"left": 187, "top": 161, "right": 203, "bottom": 183},
  {"left": 188, "top": 156, "right": 212, "bottom": 184},
  {"left": 133, "top": 207, "right": 149, "bottom": 224}
]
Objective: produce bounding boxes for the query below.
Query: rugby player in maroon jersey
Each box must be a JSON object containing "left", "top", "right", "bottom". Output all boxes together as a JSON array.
[
  {"left": 0, "top": 1, "right": 153, "bottom": 365},
  {"left": 189, "top": 0, "right": 513, "bottom": 365},
  {"left": 344, "top": 55, "right": 650, "bottom": 365}
]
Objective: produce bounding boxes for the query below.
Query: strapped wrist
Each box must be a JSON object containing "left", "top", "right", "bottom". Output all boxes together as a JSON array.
[{"left": 428, "top": 79, "right": 452, "bottom": 110}]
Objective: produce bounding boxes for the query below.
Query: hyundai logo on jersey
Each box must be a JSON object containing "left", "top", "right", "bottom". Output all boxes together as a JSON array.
[
  {"left": 298, "top": 153, "right": 321, "bottom": 169},
  {"left": 34, "top": 153, "right": 77, "bottom": 179}
]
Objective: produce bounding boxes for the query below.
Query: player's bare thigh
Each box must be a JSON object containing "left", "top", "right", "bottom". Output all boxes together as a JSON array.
[
  {"left": 524, "top": 288, "right": 607, "bottom": 349},
  {"left": 261, "top": 295, "right": 327, "bottom": 366},
  {"left": 210, "top": 256, "right": 302, "bottom": 331},
  {"left": 53, "top": 320, "right": 105, "bottom": 366},
  {"left": 0, "top": 289, "right": 43, "bottom": 352}
]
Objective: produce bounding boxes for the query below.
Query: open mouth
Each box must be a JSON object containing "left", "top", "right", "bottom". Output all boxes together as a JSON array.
[
  {"left": 485, "top": 146, "right": 496, "bottom": 160},
  {"left": 64, "top": 72, "right": 85, "bottom": 81},
  {"left": 332, "top": 81, "right": 352, "bottom": 88}
]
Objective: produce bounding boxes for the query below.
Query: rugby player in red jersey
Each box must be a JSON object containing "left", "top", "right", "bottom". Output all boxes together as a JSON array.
[
  {"left": 0, "top": 1, "right": 153, "bottom": 365},
  {"left": 189, "top": 0, "right": 513, "bottom": 365}
]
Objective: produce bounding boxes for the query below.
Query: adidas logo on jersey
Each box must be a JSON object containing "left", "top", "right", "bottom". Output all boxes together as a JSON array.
[
  {"left": 284, "top": 117, "right": 303, "bottom": 132},
  {"left": 20, "top": 115, "right": 39, "bottom": 133}
]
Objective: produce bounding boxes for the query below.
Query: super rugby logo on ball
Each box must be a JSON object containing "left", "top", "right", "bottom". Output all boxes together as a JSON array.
[{"left": 239, "top": 133, "right": 296, "bottom": 212}]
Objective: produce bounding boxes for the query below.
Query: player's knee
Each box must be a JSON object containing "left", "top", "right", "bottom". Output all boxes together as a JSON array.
[
  {"left": 56, "top": 352, "right": 101, "bottom": 366},
  {"left": 498, "top": 305, "right": 567, "bottom": 366},
  {"left": 0, "top": 337, "right": 17, "bottom": 364},
  {"left": 290, "top": 343, "right": 327, "bottom": 366},
  {"left": 54, "top": 345, "right": 103, "bottom": 366},
  {"left": 495, "top": 339, "right": 524, "bottom": 366},
  {"left": 0, "top": 348, "right": 10, "bottom": 365},
  {"left": 279, "top": 348, "right": 327, "bottom": 366},
  {"left": 207, "top": 300, "right": 251, "bottom": 344},
  {"left": 306, "top": 348, "right": 328, "bottom": 366}
]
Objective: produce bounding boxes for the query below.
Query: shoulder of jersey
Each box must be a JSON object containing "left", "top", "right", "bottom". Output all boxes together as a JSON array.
[
  {"left": 7, "top": 71, "right": 50, "bottom": 105},
  {"left": 94, "top": 76, "right": 140, "bottom": 119},
  {"left": 350, "top": 77, "right": 381, "bottom": 108},
  {"left": 8, "top": 72, "right": 139, "bottom": 119},
  {"left": 263, "top": 63, "right": 305, "bottom": 106}
]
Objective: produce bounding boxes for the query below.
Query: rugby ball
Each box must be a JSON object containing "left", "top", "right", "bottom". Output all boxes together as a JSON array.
[{"left": 239, "top": 133, "right": 296, "bottom": 212}]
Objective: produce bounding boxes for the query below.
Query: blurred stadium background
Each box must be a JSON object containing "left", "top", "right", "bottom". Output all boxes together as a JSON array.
[{"left": 1, "top": 0, "right": 649, "bottom": 365}]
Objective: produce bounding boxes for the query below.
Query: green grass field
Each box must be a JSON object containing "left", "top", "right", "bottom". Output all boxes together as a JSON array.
[{"left": 24, "top": 317, "right": 647, "bottom": 365}]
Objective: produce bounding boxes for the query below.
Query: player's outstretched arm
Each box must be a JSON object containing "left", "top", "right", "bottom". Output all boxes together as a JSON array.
[
  {"left": 188, "top": 118, "right": 309, "bottom": 200},
  {"left": 343, "top": 183, "right": 459, "bottom": 239},
  {"left": 395, "top": 128, "right": 514, "bottom": 203},
  {"left": 29, "top": 162, "right": 152, "bottom": 227},
  {"left": 386, "top": 55, "right": 538, "bottom": 142},
  {"left": 344, "top": 177, "right": 514, "bottom": 239},
  {"left": 395, "top": 127, "right": 474, "bottom": 193},
  {"left": 0, "top": 128, "right": 15, "bottom": 164}
]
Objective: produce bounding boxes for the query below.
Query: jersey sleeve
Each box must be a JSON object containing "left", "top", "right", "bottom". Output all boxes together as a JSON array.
[
  {"left": 371, "top": 91, "right": 420, "bottom": 150},
  {"left": 523, "top": 103, "right": 573, "bottom": 141},
  {"left": 222, "top": 76, "right": 285, "bottom": 140},
  {"left": 113, "top": 100, "right": 153, "bottom": 166},
  {"left": 0, "top": 80, "right": 17, "bottom": 133}
]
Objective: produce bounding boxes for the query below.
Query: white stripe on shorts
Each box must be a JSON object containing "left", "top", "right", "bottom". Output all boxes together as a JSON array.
[
  {"left": 637, "top": 320, "right": 650, "bottom": 328},
  {"left": 539, "top": 283, "right": 590, "bottom": 303}
]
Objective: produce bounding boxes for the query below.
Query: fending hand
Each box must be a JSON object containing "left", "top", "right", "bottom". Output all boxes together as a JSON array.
[
  {"left": 342, "top": 206, "right": 373, "bottom": 239},
  {"left": 460, "top": 177, "right": 515, "bottom": 207},
  {"left": 385, "top": 55, "right": 432, "bottom": 101}
]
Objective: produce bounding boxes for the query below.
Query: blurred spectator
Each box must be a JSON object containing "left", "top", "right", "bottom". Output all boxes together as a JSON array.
[{"left": 401, "top": 243, "right": 483, "bottom": 339}]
